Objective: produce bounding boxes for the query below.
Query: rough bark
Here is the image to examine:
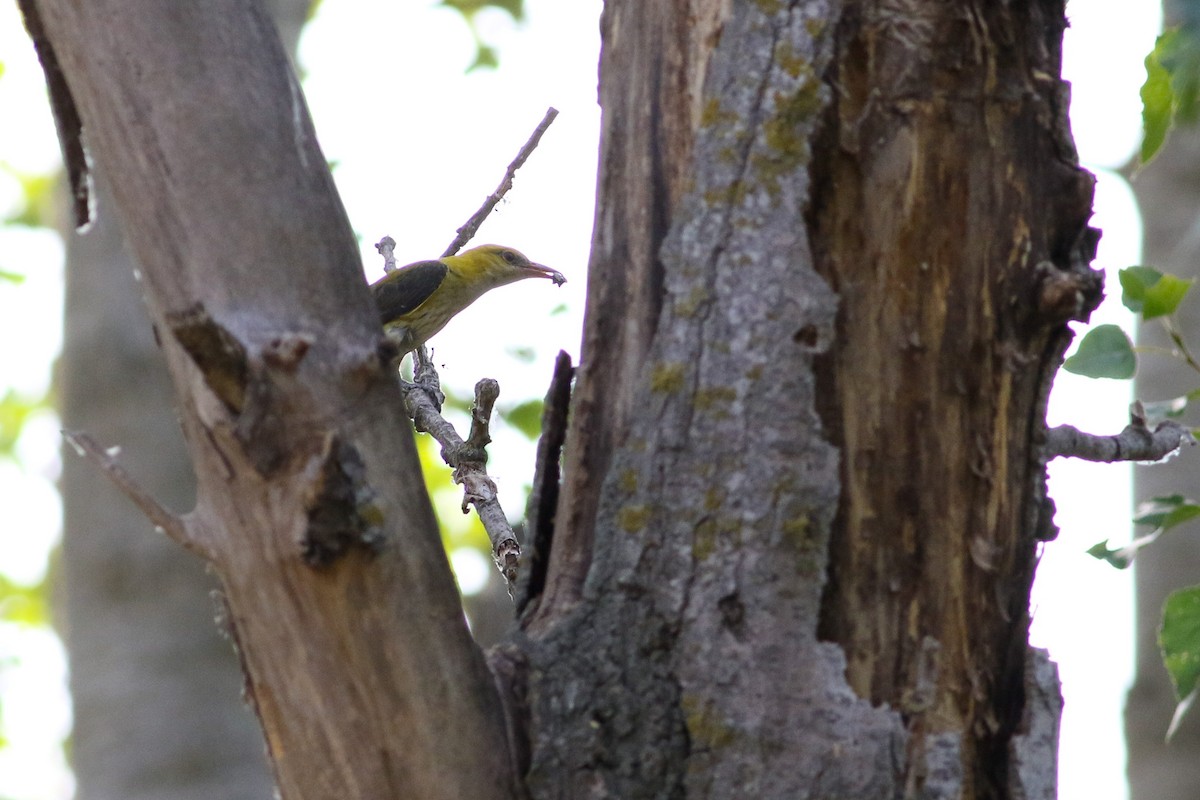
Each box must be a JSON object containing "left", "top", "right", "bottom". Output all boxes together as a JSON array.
[
  {"left": 541, "top": 0, "right": 723, "bottom": 620},
  {"left": 521, "top": 1, "right": 1096, "bottom": 798},
  {"left": 33, "top": 0, "right": 1101, "bottom": 797},
  {"left": 524, "top": 0, "right": 890, "bottom": 796},
  {"left": 1126, "top": 117, "right": 1200, "bottom": 800},
  {"left": 35, "top": 1, "right": 514, "bottom": 798}
]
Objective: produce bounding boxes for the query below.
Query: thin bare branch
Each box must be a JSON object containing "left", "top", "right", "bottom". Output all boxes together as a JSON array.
[
  {"left": 376, "top": 235, "right": 398, "bottom": 274},
  {"left": 1045, "top": 418, "right": 1195, "bottom": 463},
  {"left": 62, "top": 429, "right": 211, "bottom": 558},
  {"left": 443, "top": 107, "right": 559, "bottom": 258},
  {"left": 403, "top": 377, "right": 521, "bottom": 589}
]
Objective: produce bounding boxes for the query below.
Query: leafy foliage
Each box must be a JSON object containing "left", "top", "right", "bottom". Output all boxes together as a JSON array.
[
  {"left": 0, "top": 575, "right": 48, "bottom": 627},
  {"left": 1088, "top": 495, "right": 1200, "bottom": 569},
  {"left": 0, "top": 390, "right": 47, "bottom": 457},
  {"left": 500, "top": 398, "right": 543, "bottom": 440},
  {"left": 1120, "top": 266, "right": 1195, "bottom": 320},
  {"left": 440, "top": 0, "right": 525, "bottom": 72},
  {"left": 1141, "top": 23, "right": 1200, "bottom": 164},
  {"left": 0, "top": 165, "right": 57, "bottom": 229},
  {"left": 1161, "top": 586, "right": 1200, "bottom": 738},
  {"left": 1070, "top": 264, "right": 1200, "bottom": 732}
]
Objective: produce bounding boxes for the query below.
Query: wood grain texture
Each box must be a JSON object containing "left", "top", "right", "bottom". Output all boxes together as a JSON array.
[
  {"left": 809, "top": 2, "right": 1099, "bottom": 795},
  {"left": 34, "top": 1, "right": 515, "bottom": 797}
]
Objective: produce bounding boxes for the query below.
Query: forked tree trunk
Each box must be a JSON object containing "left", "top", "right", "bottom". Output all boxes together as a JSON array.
[
  {"left": 29, "top": 0, "right": 1098, "bottom": 797},
  {"left": 529, "top": 1, "right": 1096, "bottom": 797}
]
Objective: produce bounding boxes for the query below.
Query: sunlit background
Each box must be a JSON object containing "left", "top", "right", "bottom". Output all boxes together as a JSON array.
[{"left": 0, "top": 1, "right": 1165, "bottom": 797}]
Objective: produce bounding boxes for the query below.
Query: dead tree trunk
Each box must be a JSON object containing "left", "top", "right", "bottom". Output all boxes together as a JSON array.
[
  {"left": 56, "top": 3, "right": 309, "bottom": 798},
  {"left": 28, "top": 0, "right": 1098, "bottom": 797},
  {"left": 524, "top": 2, "right": 1096, "bottom": 798}
]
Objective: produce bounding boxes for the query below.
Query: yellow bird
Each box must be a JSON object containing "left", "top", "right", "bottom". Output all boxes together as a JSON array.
[{"left": 371, "top": 244, "right": 566, "bottom": 355}]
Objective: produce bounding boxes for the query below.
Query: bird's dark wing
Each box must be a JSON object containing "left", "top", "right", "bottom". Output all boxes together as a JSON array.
[{"left": 370, "top": 260, "right": 448, "bottom": 323}]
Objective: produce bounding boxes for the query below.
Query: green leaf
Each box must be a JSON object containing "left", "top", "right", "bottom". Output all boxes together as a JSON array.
[
  {"left": 1161, "top": 586, "right": 1200, "bottom": 703},
  {"left": 0, "top": 390, "right": 46, "bottom": 456},
  {"left": 1120, "top": 266, "right": 1194, "bottom": 319},
  {"left": 1142, "top": 387, "right": 1200, "bottom": 422},
  {"left": 1088, "top": 539, "right": 1136, "bottom": 569},
  {"left": 1143, "top": 33, "right": 1175, "bottom": 164},
  {"left": 1140, "top": 25, "right": 1200, "bottom": 164},
  {"left": 0, "top": 167, "right": 57, "bottom": 228},
  {"left": 0, "top": 575, "right": 48, "bottom": 626},
  {"left": 501, "top": 399, "right": 543, "bottom": 441},
  {"left": 1164, "top": 26, "right": 1200, "bottom": 124},
  {"left": 0, "top": 269, "right": 24, "bottom": 284},
  {"left": 467, "top": 44, "right": 499, "bottom": 72},
  {"left": 507, "top": 346, "right": 536, "bottom": 363},
  {"left": 1133, "top": 494, "right": 1200, "bottom": 532},
  {"left": 1120, "top": 266, "right": 1163, "bottom": 313},
  {"left": 1144, "top": 273, "right": 1195, "bottom": 319},
  {"left": 439, "top": 0, "right": 525, "bottom": 72},
  {"left": 1063, "top": 324, "right": 1136, "bottom": 379}
]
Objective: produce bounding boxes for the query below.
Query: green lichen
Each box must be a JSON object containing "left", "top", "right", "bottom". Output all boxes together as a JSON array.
[
  {"left": 700, "top": 97, "right": 738, "bottom": 129},
  {"left": 782, "top": 515, "right": 822, "bottom": 574},
  {"left": 675, "top": 286, "right": 711, "bottom": 318},
  {"left": 752, "top": 0, "right": 784, "bottom": 14},
  {"left": 693, "top": 518, "right": 717, "bottom": 561},
  {"left": 650, "top": 362, "right": 686, "bottom": 394},
  {"left": 696, "top": 385, "right": 737, "bottom": 412},
  {"left": 704, "top": 487, "right": 725, "bottom": 512},
  {"left": 783, "top": 516, "right": 810, "bottom": 538},
  {"left": 681, "top": 693, "right": 738, "bottom": 749},
  {"left": 618, "top": 504, "right": 651, "bottom": 533},
  {"left": 775, "top": 41, "right": 811, "bottom": 80},
  {"left": 618, "top": 468, "right": 639, "bottom": 493},
  {"left": 753, "top": 76, "right": 821, "bottom": 197}
]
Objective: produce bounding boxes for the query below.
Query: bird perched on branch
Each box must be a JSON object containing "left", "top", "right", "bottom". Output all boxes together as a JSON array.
[{"left": 371, "top": 244, "right": 566, "bottom": 356}]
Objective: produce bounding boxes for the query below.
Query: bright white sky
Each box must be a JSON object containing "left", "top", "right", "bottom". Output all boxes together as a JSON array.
[{"left": 0, "top": 1, "right": 1168, "bottom": 798}]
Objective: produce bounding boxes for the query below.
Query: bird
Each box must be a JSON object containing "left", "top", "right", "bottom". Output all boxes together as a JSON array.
[{"left": 370, "top": 244, "right": 566, "bottom": 356}]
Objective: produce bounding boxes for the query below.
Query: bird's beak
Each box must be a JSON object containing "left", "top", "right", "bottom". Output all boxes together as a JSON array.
[{"left": 521, "top": 262, "right": 567, "bottom": 286}]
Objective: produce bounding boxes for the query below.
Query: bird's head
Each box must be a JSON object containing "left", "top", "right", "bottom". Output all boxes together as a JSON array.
[{"left": 446, "top": 244, "right": 567, "bottom": 290}]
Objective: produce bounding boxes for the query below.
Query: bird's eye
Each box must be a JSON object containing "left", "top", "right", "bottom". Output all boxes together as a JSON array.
[{"left": 502, "top": 250, "right": 517, "bottom": 264}]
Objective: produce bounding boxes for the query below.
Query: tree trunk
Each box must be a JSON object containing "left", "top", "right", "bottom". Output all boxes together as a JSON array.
[
  {"left": 34, "top": 0, "right": 514, "bottom": 797},
  {"left": 57, "top": 4, "right": 309, "bottom": 798},
  {"left": 522, "top": 1, "right": 1095, "bottom": 798},
  {"left": 60, "top": 177, "right": 275, "bottom": 800},
  {"left": 30, "top": 0, "right": 1099, "bottom": 797}
]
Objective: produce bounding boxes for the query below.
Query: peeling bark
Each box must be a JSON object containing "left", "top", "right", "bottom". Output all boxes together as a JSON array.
[
  {"left": 809, "top": 2, "right": 1098, "bottom": 796},
  {"left": 525, "top": 1, "right": 1096, "bottom": 798}
]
